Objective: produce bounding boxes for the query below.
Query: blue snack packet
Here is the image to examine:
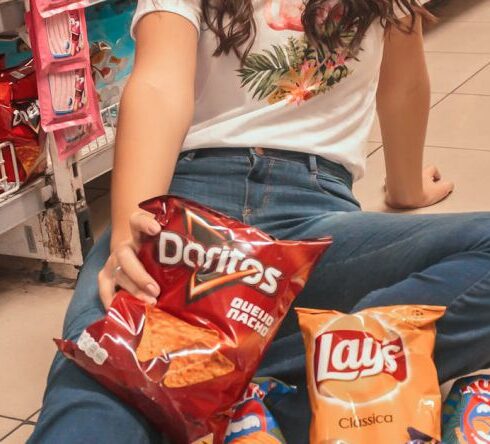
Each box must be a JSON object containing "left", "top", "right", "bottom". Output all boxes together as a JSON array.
[
  {"left": 442, "top": 374, "right": 490, "bottom": 444},
  {"left": 225, "top": 377, "right": 295, "bottom": 443}
]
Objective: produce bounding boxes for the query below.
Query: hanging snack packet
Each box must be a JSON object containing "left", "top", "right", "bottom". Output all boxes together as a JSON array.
[
  {"left": 53, "top": 117, "right": 104, "bottom": 160},
  {"left": 442, "top": 374, "right": 490, "bottom": 444},
  {"left": 56, "top": 196, "right": 331, "bottom": 444},
  {"left": 225, "top": 377, "right": 295, "bottom": 443},
  {"left": 297, "top": 305, "right": 446, "bottom": 444},
  {"left": 33, "top": 0, "right": 100, "bottom": 18},
  {"left": 29, "top": 0, "right": 89, "bottom": 70}
]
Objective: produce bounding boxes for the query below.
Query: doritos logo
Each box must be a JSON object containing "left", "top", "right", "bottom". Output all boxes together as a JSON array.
[{"left": 159, "top": 231, "right": 282, "bottom": 299}]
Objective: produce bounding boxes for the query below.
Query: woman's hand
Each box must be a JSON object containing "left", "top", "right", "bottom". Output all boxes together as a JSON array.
[
  {"left": 98, "top": 212, "right": 162, "bottom": 309},
  {"left": 386, "top": 165, "right": 454, "bottom": 209}
]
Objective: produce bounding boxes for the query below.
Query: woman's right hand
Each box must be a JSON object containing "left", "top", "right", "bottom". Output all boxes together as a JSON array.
[{"left": 98, "top": 212, "right": 162, "bottom": 309}]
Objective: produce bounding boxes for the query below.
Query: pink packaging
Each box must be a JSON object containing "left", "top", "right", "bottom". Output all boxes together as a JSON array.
[
  {"left": 27, "top": 9, "right": 102, "bottom": 133},
  {"left": 34, "top": 0, "right": 93, "bottom": 19},
  {"left": 53, "top": 117, "right": 105, "bottom": 160},
  {"left": 29, "top": 1, "right": 89, "bottom": 71}
]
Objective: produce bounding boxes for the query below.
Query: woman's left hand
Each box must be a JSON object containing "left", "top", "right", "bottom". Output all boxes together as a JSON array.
[{"left": 386, "top": 165, "right": 454, "bottom": 210}]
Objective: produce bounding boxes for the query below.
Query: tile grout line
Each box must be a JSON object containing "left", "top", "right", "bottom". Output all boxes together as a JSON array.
[
  {"left": 0, "top": 422, "right": 25, "bottom": 442},
  {"left": 444, "top": 61, "right": 490, "bottom": 95},
  {"left": 0, "top": 415, "right": 24, "bottom": 422}
]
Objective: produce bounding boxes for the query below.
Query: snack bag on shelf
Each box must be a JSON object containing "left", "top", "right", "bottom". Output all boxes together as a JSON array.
[
  {"left": 33, "top": 0, "right": 103, "bottom": 18},
  {"left": 28, "top": 1, "right": 89, "bottom": 70},
  {"left": 27, "top": 6, "right": 103, "bottom": 137},
  {"left": 86, "top": 0, "right": 135, "bottom": 107},
  {"left": 53, "top": 117, "right": 104, "bottom": 160},
  {"left": 442, "top": 374, "right": 490, "bottom": 444},
  {"left": 0, "top": 31, "right": 32, "bottom": 69},
  {"left": 225, "top": 377, "right": 294, "bottom": 444},
  {"left": 56, "top": 196, "right": 331, "bottom": 444},
  {"left": 0, "top": 59, "right": 46, "bottom": 192},
  {"left": 297, "top": 305, "right": 446, "bottom": 444}
]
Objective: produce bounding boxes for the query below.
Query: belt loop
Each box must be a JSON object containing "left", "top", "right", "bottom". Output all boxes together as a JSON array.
[
  {"left": 308, "top": 154, "right": 318, "bottom": 173},
  {"left": 183, "top": 150, "right": 196, "bottom": 161}
]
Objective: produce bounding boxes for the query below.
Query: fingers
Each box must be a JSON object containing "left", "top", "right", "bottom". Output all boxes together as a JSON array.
[
  {"left": 425, "top": 165, "right": 441, "bottom": 182},
  {"left": 429, "top": 180, "right": 454, "bottom": 206},
  {"left": 114, "top": 267, "right": 158, "bottom": 305},
  {"left": 115, "top": 244, "right": 160, "bottom": 299},
  {"left": 130, "top": 212, "right": 160, "bottom": 246}
]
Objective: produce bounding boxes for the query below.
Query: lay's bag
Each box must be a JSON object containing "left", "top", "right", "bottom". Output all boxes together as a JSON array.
[{"left": 297, "top": 305, "right": 445, "bottom": 444}]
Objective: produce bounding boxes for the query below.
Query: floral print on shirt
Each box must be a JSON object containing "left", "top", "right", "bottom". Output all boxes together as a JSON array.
[{"left": 237, "top": 0, "right": 358, "bottom": 105}]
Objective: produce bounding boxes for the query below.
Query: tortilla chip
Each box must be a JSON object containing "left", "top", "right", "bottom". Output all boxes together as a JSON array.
[
  {"left": 136, "top": 306, "right": 219, "bottom": 362},
  {"left": 164, "top": 349, "right": 235, "bottom": 388}
]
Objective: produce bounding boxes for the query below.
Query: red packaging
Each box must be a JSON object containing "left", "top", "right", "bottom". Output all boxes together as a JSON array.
[
  {"left": 56, "top": 196, "right": 331, "bottom": 443},
  {"left": 0, "top": 59, "right": 46, "bottom": 191}
]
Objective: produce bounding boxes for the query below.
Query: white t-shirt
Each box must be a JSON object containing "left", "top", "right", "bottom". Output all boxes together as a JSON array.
[{"left": 131, "top": 0, "right": 427, "bottom": 181}]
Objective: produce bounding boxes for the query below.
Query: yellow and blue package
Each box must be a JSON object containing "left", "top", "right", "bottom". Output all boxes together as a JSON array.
[
  {"left": 86, "top": 0, "right": 135, "bottom": 107},
  {"left": 225, "top": 377, "right": 295, "bottom": 443},
  {"left": 442, "top": 374, "right": 490, "bottom": 444}
]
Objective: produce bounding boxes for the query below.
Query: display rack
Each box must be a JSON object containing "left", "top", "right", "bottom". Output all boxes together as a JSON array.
[
  {"left": 0, "top": 103, "right": 118, "bottom": 267},
  {"left": 0, "top": 0, "right": 120, "bottom": 272}
]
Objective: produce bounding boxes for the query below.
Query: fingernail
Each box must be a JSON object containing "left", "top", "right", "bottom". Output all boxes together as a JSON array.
[
  {"left": 149, "top": 223, "right": 160, "bottom": 235},
  {"left": 146, "top": 283, "right": 160, "bottom": 297}
]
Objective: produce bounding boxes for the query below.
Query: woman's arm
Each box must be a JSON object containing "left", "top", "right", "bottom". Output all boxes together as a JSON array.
[
  {"left": 111, "top": 12, "right": 198, "bottom": 248},
  {"left": 376, "top": 14, "right": 453, "bottom": 209},
  {"left": 98, "top": 12, "right": 198, "bottom": 307}
]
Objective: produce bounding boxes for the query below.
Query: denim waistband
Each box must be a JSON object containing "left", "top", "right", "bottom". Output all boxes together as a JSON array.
[{"left": 179, "top": 147, "right": 353, "bottom": 188}]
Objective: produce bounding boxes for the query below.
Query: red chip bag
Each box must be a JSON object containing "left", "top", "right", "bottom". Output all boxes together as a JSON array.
[
  {"left": 56, "top": 196, "right": 331, "bottom": 443},
  {"left": 297, "top": 305, "right": 446, "bottom": 444}
]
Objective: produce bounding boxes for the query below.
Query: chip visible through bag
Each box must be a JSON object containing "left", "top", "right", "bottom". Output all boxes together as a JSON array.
[
  {"left": 297, "top": 305, "right": 446, "bottom": 444},
  {"left": 56, "top": 196, "right": 331, "bottom": 443}
]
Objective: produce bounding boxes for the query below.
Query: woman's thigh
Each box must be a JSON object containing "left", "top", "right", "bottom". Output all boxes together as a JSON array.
[{"left": 273, "top": 210, "right": 490, "bottom": 316}]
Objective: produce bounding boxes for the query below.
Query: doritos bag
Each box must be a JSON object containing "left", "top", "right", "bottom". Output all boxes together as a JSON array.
[
  {"left": 0, "top": 59, "right": 46, "bottom": 192},
  {"left": 57, "top": 196, "right": 331, "bottom": 444},
  {"left": 225, "top": 377, "right": 294, "bottom": 443},
  {"left": 296, "top": 305, "right": 446, "bottom": 444},
  {"left": 442, "top": 374, "right": 490, "bottom": 444}
]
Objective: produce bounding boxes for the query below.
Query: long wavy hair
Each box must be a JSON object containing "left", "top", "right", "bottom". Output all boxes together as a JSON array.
[{"left": 202, "top": 0, "right": 431, "bottom": 63}]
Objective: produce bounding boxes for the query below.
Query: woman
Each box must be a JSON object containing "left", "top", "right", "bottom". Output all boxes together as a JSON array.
[{"left": 30, "top": 0, "right": 490, "bottom": 442}]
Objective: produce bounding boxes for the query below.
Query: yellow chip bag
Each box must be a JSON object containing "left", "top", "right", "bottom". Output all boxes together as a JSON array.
[{"left": 297, "top": 305, "right": 445, "bottom": 444}]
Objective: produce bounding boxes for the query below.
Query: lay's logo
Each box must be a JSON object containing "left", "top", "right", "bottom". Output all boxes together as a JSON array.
[{"left": 314, "top": 329, "right": 407, "bottom": 402}]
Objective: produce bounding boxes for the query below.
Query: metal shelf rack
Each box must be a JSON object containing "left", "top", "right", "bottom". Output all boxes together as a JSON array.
[{"left": 0, "top": 103, "right": 118, "bottom": 266}]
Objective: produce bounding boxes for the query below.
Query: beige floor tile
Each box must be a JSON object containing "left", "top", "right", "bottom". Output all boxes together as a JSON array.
[
  {"left": 434, "top": 0, "right": 490, "bottom": 23},
  {"left": 2, "top": 424, "right": 35, "bottom": 443},
  {"left": 0, "top": 418, "right": 22, "bottom": 439},
  {"left": 425, "top": 52, "right": 490, "bottom": 93},
  {"left": 88, "top": 192, "right": 111, "bottom": 241},
  {"left": 368, "top": 93, "right": 448, "bottom": 143},
  {"left": 425, "top": 94, "right": 490, "bottom": 150},
  {"left": 456, "top": 63, "right": 490, "bottom": 95},
  {"left": 0, "top": 278, "right": 71, "bottom": 418},
  {"left": 424, "top": 21, "right": 490, "bottom": 54},
  {"left": 354, "top": 146, "right": 490, "bottom": 213}
]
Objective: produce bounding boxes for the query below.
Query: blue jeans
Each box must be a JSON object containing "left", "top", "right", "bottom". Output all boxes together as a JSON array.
[{"left": 29, "top": 149, "right": 490, "bottom": 444}]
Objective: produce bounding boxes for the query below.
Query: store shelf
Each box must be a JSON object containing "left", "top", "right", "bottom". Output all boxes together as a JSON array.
[{"left": 0, "top": 176, "right": 53, "bottom": 235}]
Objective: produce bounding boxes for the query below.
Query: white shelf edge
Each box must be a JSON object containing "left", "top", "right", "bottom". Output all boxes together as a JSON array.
[{"left": 0, "top": 177, "right": 53, "bottom": 236}]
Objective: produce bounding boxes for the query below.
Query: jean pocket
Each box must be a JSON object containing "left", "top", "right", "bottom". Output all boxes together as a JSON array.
[{"left": 311, "top": 172, "right": 361, "bottom": 209}]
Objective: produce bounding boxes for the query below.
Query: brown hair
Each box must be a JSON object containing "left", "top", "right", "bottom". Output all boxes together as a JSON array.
[{"left": 201, "top": 0, "right": 431, "bottom": 63}]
